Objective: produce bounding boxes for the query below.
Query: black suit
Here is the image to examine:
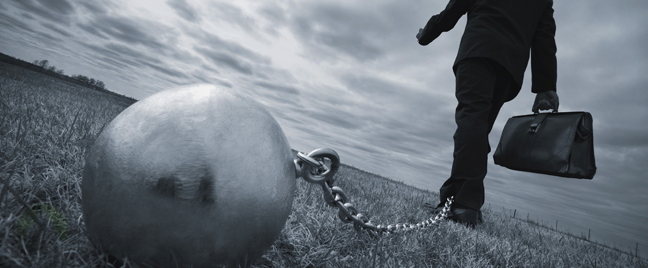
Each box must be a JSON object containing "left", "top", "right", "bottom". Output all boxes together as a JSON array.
[
  {"left": 418, "top": 0, "right": 557, "bottom": 211},
  {"left": 419, "top": 0, "right": 557, "bottom": 93}
]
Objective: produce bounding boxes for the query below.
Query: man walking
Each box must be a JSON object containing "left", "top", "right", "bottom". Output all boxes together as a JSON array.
[{"left": 417, "top": 0, "right": 560, "bottom": 225}]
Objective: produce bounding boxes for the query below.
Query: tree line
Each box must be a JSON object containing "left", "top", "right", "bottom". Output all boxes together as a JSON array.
[
  {"left": 31, "top": 59, "right": 106, "bottom": 90},
  {"left": 0, "top": 52, "right": 137, "bottom": 102}
]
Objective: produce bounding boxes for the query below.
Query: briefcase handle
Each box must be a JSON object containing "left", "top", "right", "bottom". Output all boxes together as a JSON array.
[
  {"left": 533, "top": 102, "right": 559, "bottom": 114},
  {"left": 529, "top": 107, "right": 558, "bottom": 133}
]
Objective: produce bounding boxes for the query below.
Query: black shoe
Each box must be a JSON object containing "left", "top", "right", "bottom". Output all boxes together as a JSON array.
[
  {"left": 424, "top": 202, "right": 446, "bottom": 215},
  {"left": 449, "top": 208, "right": 483, "bottom": 226},
  {"left": 424, "top": 203, "right": 484, "bottom": 224}
]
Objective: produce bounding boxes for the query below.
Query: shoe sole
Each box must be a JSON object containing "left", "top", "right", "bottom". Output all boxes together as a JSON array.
[{"left": 450, "top": 208, "right": 483, "bottom": 225}]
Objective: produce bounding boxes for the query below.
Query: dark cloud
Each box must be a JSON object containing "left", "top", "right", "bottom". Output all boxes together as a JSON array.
[
  {"left": 77, "top": 0, "right": 109, "bottom": 15},
  {"left": 81, "top": 42, "right": 144, "bottom": 69},
  {"left": 597, "top": 125, "right": 648, "bottom": 149},
  {"left": 207, "top": 2, "right": 258, "bottom": 33},
  {"left": 255, "top": 93, "right": 300, "bottom": 110},
  {"left": 80, "top": 40, "right": 192, "bottom": 83},
  {"left": 138, "top": 60, "right": 189, "bottom": 80},
  {"left": 278, "top": 0, "right": 442, "bottom": 65},
  {"left": 200, "top": 63, "right": 220, "bottom": 75},
  {"left": 254, "top": 3, "right": 292, "bottom": 37},
  {"left": 166, "top": 47, "right": 204, "bottom": 66},
  {"left": 40, "top": 21, "right": 73, "bottom": 38},
  {"left": 190, "top": 72, "right": 233, "bottom": 88},
  {"left": 305, "top": 109, "right": 364, "bottom": 130},
  {"left": 189, "top": 29, "right": 271, "bottom": 64},
  {"left": 81, "top": 15, "right": 175, "bottom": 52},
  {"left": 166, "top": 0, "right": 200, "bottom": 23},
  {"left": 35, "top": 0, "right": 74, "bottom": 15},
  {"left": 33, "top": 30, "right": 64, "bottom": 43},
  {"left": 550, "top": 4, "right": 648, "bottom": 151},
  {"left": 0, "top": 13, "right": 35, "bottom": 33},
  {"left": 97, "top": 55, "right": 133, "bottom": 70},
  {"left": 21, "top": 12, "right": 35, "bottom": 20},
  {"left": 194, "top": 46, "right": 254, "bottom": 75},
  {"left": 289, "top": 3, "right": 384, "bottom": 63},
  {"left": 105, "top": 43, "right": 163, "bottom": 65},
  {"left": 283, "top": 72, "right": 456, "bottom": 161},
  {"left": 84, "top": 41, "right": 201, "bottom": 82},
  {"left": 187, "top": 26, "right": 277, "bottom": 77},
  {"left": 94, "top": 61, "right": 123, "bottom": 75},
  {"left": 348, "top": 142, "right": 383, "bottom": 155},
  {"left": 340, "top": 72, "right": 450, "bottom": 115},
  {"left": 342, "top": 73, "right": 405, "bottom": 97},
  {"left": 82, "top": 42, "right": 121, "bottom": 58},
  {"left": 272, "top": 112, "right": 303, "bottom": 125},
  {"left": 370, "top": 129, "right": 438, "bottom": 156},
  {"left": 253, "top": 80, "right": 299, "bottom": 95},
  {"left": 8, "top": 0, "right": 73, "bottom": 25},
  {"left": 257, "top": 4, "right": 287, "bottom": 25},
  {"left": 77, "top": 23, "right": 109, "bottom": 39}
]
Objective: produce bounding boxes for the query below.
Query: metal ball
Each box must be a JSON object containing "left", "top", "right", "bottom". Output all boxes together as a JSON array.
[{"left": 82, "top": 84, "right": 296, "bottom": 267}]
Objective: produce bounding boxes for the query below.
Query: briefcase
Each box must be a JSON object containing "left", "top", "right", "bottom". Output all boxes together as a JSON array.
[{"left": 493, "top": 111, "right": 596, "bottom": 179}]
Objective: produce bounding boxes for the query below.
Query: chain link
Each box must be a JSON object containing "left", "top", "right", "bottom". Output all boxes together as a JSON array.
[{"left": 294, "top": 148, "right": 454, "bottom": 235}]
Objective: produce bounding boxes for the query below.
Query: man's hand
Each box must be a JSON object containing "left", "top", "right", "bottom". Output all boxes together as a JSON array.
[
  {"left": 532, "top": 91, "right": 559, "bottom": 113},
  {"left": 416, "top": 28, "right": 424, "bottom": 40}
]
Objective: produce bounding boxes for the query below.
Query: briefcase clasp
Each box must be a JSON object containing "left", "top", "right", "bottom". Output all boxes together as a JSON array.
[
  {"left": 528, "top": 113, "right": 550, "bottom": 134},
  {"left": 528, "top": 123, "right": 540, "bottom": 133}
]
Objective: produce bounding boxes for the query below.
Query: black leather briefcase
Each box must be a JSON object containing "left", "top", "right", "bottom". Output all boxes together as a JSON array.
[{"left": 493, "top": 111, "right": 596, "bottom": 179}]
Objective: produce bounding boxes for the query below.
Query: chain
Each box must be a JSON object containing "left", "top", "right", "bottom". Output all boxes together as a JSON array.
[{"left": 294, "top": 148, "right": 454, "bottom": 235}]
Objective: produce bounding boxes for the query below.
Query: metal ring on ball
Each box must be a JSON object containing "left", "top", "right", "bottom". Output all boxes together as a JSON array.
[
  {"left": 296, "top": 151, "right": 321, "bottom": 167},
  {"left": 302, "top": 148, "right": 340, "bottom": 185}
]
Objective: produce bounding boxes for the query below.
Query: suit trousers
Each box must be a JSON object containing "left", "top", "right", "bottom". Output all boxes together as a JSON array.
[{"left": 439, "top": 57, "right": 519, "bottom": 211}]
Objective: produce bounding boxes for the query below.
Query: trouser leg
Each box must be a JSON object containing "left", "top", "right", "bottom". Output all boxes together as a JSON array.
[{"left": 439, "top": 57, "right": 517, "bottom": 211}]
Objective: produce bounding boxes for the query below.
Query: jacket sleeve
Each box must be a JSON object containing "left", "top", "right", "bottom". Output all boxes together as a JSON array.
[
  {"left": 418, "top": 0, "right": 473, "bottom": 46},
  {"left": 531, "top": 1, "right": 557, "bottom": 93}
]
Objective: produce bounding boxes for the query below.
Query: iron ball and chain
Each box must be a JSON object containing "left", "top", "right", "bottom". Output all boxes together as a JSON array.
[
  {"left": 81, "top": 84, "right": 453, "bottom": 267},
  {"left": 294, "top": 148, "right": 454, "bottom": 235}
]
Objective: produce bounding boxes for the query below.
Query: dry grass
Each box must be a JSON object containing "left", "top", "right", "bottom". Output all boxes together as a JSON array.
[{"left": 0, "top": 61, "right": 646, "bottom": 267}]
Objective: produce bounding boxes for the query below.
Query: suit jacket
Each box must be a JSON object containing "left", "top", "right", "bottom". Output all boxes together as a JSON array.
[{"left": 418, "top": 0, "right": 557, "bottom": 93}]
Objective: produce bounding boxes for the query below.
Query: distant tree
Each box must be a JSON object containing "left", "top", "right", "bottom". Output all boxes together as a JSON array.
[
  {"left": 95, "top": 80, "right": 106, "bottom": 89},
  {"left": 73, "top": 74, "right": 90, "bottom": 85},
  {"left": 55, "top": 69, "right": 64, "bottom": 75},
  {"left": 89, "top": 78, "right": 96, "bottom": 86},
  {"left": 37, "top": 60, "right": 49, "bottom": 70}
]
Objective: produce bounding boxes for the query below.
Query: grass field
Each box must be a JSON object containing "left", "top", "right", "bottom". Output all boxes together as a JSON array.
[{"left": 1, "top": 61, "right": 646, "bottom": 267}]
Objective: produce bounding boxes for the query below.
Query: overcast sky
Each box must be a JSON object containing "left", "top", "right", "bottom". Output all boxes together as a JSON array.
[{"left": 1, "top": 0, "right": 647, "bottom": 256}]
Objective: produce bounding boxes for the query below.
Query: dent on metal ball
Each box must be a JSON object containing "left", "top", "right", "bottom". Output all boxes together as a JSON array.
[{"left": 82, "top": 84, "right": 296, "bottom": 267}]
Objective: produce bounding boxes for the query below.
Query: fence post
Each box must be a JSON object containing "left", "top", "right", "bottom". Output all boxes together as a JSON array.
[
  {"left": 556, "top": 220, "right": 558, "bottom": 230},
  {"left": 513, "top": 209, "right": 516, "bottom": 218},
  {"left": 588, "top": 229, "right": 591, "bottom": 241}
]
